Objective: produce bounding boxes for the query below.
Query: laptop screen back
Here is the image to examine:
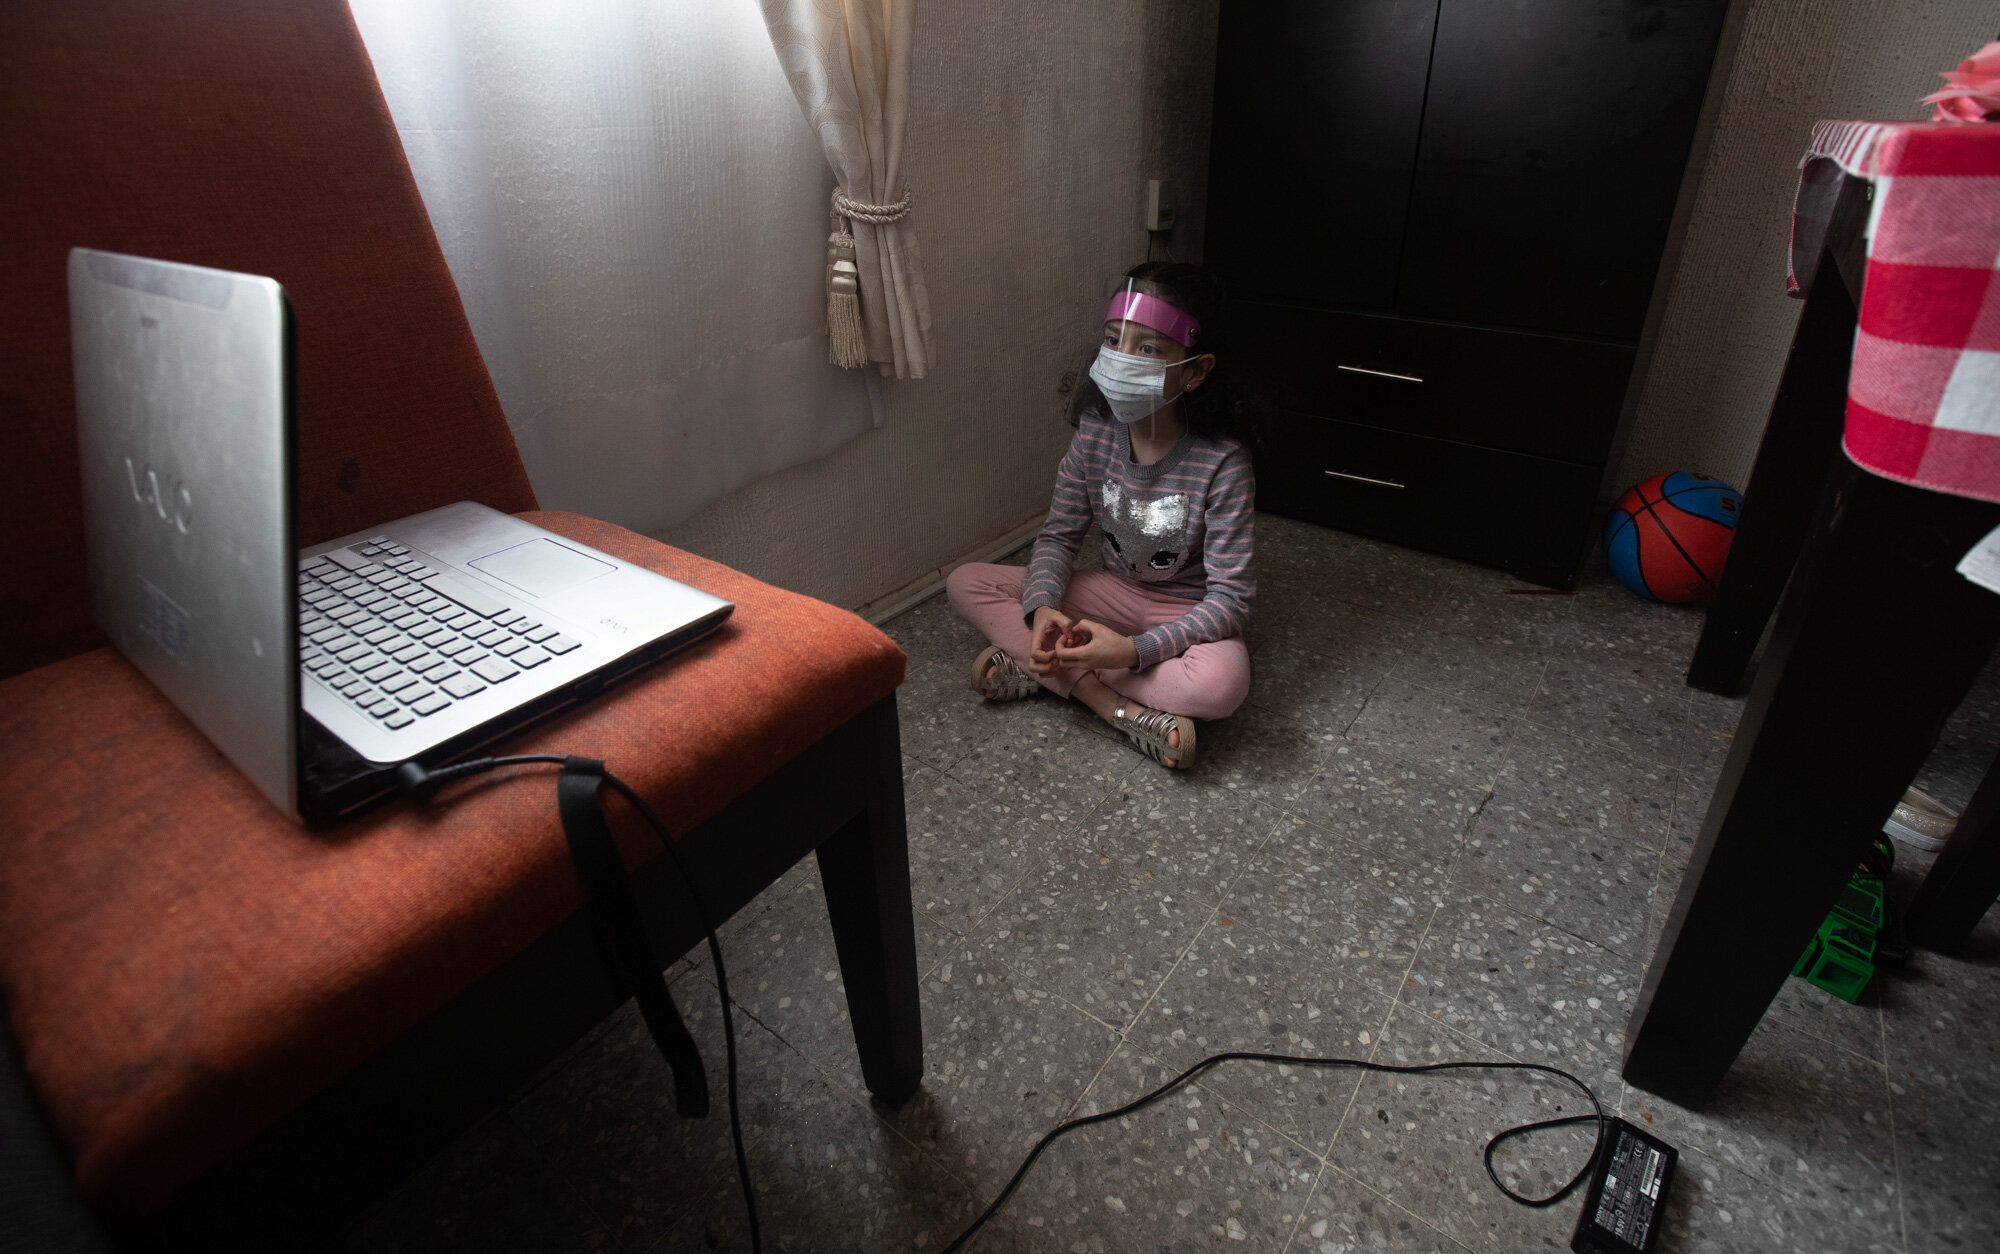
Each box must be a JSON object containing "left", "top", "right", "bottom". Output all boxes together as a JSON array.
[{"left": 70, "top": 249, "right": 299, "bottom": 818}]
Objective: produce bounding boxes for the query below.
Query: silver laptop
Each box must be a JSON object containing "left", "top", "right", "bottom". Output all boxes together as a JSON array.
[{"left": 70, "top": 249, "right": 733, "bottom": 822}]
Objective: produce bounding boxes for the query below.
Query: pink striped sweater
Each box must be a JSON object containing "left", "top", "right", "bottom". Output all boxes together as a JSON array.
[{"left": 1022, "top": 411, "right": 1256, "bottom": 670}]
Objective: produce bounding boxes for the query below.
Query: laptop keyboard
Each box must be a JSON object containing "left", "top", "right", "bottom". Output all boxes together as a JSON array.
[{"left": 297, "top": 535, "right": 580, "bottom": 732}]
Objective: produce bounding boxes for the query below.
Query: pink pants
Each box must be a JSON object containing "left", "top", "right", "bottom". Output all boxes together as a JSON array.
[{"left": 944, "top": 564, "right": 1251, "bottom": 720}]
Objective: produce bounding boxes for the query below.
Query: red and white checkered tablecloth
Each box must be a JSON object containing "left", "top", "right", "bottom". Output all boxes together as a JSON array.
[{"left": 1788, "top": 120, "right": 2000, "bottom": 504}]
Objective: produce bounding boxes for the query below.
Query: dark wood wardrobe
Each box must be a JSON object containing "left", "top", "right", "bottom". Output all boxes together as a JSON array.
[{"left": 1205, "top": 0, "right": 1731, "bottom": 587}]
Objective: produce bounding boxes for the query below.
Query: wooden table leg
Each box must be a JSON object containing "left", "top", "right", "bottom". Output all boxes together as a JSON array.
[
  {"left": 1685, "top": 245, "right": 1859, "bottom": 696},
  {"left": 1905, "top": 751, "right": 2000, "bottom": 952},
  {"left": 1624, "top": 460, "right": 2000, "bottom": 1108},
  {"left": 814, "top": 698, "right": 924, "bottom": 1106}
]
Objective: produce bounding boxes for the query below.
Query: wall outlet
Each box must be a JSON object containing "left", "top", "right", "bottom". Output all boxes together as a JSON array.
[{"left": 1145, "top": 179, "right": 1176, "bottom": 232}]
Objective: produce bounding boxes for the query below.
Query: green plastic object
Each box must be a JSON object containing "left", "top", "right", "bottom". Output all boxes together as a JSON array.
[{"left": 1792, "top": 837, "right": 1894, "bottom": 1004}]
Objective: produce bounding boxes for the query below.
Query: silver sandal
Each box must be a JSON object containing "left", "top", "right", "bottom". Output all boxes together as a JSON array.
[
  {"left": 1112, "top": 699, "right": 1195, "bottom": 769},
  {"left": 970, "top": 646, "right": 1039, "bottom": 701}
]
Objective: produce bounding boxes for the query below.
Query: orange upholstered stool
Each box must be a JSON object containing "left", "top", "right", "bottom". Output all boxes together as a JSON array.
[{"left": 0, "top": 513, "right": 916, "bottom": 1235}]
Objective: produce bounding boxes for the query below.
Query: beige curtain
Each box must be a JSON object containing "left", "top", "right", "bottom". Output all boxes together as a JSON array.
[{"left": 761, "top": 0, "right": 935, "bottom": 379}]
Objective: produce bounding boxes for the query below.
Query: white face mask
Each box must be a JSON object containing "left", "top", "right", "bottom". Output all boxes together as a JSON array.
[{"left": 1089, "top": 345, "right": 1183, "bottom": 424}]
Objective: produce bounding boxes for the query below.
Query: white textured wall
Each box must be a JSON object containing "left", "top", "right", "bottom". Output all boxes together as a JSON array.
[
  {"left": 1617, "top": 1, "right": 1999, "bottom": 492},
  {"left": 658, "top": 0, "right": 1220, "bottom": 610}
]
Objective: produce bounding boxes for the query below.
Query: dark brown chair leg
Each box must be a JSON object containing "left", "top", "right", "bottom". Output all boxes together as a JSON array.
[
  {"left": 814, "top": 699, "right": 924, "bottom": 1107},
  {"left": 1905, "top": 752, "right": 2000, "bottom": 952},
  {"left": 1625, "top": 460, "right": 2000, "bottom": 1109},
  {"left": 1685, "top": 245, "right": 1858, "bottom": 696}
]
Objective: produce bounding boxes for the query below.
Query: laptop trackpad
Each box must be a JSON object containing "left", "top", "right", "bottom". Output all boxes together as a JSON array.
[{"left": 469, "top": 538, "right": 617, "bottom": 599}]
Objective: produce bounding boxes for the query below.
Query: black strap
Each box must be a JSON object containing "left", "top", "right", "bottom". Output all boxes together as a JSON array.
[{"left": 556, "top": 756, "right": 710, "bottom": 1117}]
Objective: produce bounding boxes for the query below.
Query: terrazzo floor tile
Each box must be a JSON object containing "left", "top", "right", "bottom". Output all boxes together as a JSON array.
[
  {"left": 1762, "top": 974, "right": 1885, "bottom": 1064},
  {"left": 905, "top": 764, "right": 1066, "bottom": 939},
  {"left": 1257, "top": 512, "right": 1360, "bottom": 575},
  {"left": 1288, "top": 744, "right": 1487, "bottom": 874},
  {"left": 703, "top": 857, "right": 816, "bottom": 981},
  {"left": 1283, "top": 597, "right": 1416, "bottom": 669},
  {"left": 1250, "top": 581, "right": 1409, "bottom": 664},
  {"left": 1641, "top": 777, "right": 1705, "bottom": 962},
  {"left": 1289, "top": 1168, "right": 1465, "bottom": 1253},
  {"left": 1675, "top": 718, "right": 1735, "bottom": 799},
  {"left": 1658, "top": 1146, "right": 1899, "bottom": 1254},
  {"left": 899, "top": 659, "right": 1007, "bottom": 772},
  {"left": 1387, "top": 623, "right": 1552, "bottom": 715},
  {"left": 1684, "top": 687, "right": 1748, "bottom": 741},
  {"left": 965, "top": 843, "right": 1208, "bottom": 1030},
  {"left": 710, "top": 869, "right": 970, "bottom": 1082},
  {"left": 1664, "top": 775, "right": 1709, "bottom": 856},
  {"left": 1882, "top": 921, "right": 2000, "bottom": 1112},
  {"left": 871, "top": 954, "right": 1123, "bottom": 1198},
  {"left": 680, "top": 1064, "right": 980, "bottom": 1254},
  {"left": 1525, "top": 660, "right": 1692, "bottom": 768},
  {"left": 1636, "top": 847, "right": 1679, "bottom": 970},
  {"left": 882, "top": 592, "right": 992, "bottom": 671},
  {"left": 1496, "top": 719, "right": 1678, "bottom": 853},
  {"left": 1426, "top": 584, "right": 1584, "bottom": 656},
  {"left": 1074, "top": 765, "right": 1285, "bottom": 906},
  {"left": 1557, "top": 579, "right": 1706, "bottom": 660},
  {"left": 946, "top": 704, "right": 1141, "bottom": 830},
  {"left": 706, "top": 879, "right": 868, "bottom": 1081},
  {"left": 1219, "top": 818, "right": 1448, "bottom": 1000},
  {"left": 981, "top": 1051, "right": 1324, "bottom": 1252},
  {"left": 1252, "top": 563, "right": 1343, "bottom": 630},
  {"left": 1453, "top": 785, "right": 1662, "bottom": 961},
  {"left": 1321, "top": 1006, "right": 1600, "bottom": 1252},
  {"left": 1313, "top": 540, "right": 1463, "bottom": 622},
  {"left": 1189, "top": 701, "right": 1343, "bottom": 802},
  {"left": 1344, "top": 678, "right": 1515, "bottom": 785},
  {"left": 1241, "top": 639, "right": 1385, "bottom": 733},
  {"left": 1399, "top": 896, "right": 1643, "bottom": 1094},
  {"left": 500, "top": 998, "right": 806, "bottom": 1254},
  {"left": 1554, "top": 627, "right": 1708, "bottom": 702},
  {"left": 1123, "top": 919, "right": 1397, "bottom": 1150},
  {"left": 1889, "top": 1072, "right": 2000, "bottom": 1253},
  {"left": 1618, "top": 1017, "right": 1902, "bottom": 1243}
]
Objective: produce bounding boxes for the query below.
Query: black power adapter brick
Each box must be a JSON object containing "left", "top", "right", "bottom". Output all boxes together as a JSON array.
[{"left": 1570, "top": 1117, "right": 1678, "bottom": 1253}]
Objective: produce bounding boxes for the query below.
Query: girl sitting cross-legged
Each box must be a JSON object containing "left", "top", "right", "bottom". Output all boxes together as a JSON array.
[{"left": 946, "top": 261, "right": 1254, "bottom": 769}]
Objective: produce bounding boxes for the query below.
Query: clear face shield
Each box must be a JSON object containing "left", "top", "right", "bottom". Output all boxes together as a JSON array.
[{"left": 1087, "top": 278, "right": 1206, "bottom": 424}]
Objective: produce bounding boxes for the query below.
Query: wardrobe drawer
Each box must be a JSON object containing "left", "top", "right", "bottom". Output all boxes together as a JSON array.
[
  {"left": 1245, "top": 409, "right": 1601, "bottom": 588},
  {"left": 1228, "top": 301, "right": 1635, "bottom": 464}
]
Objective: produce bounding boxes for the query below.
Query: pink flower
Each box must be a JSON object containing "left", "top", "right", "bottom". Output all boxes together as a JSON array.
[{"left": 1922, "top": 41, "right": 2000, "bottom": 123}]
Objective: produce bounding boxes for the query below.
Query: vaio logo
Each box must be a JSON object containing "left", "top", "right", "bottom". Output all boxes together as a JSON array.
[{"left": 125, "top": 457, "right": 194, "bottom": 534}]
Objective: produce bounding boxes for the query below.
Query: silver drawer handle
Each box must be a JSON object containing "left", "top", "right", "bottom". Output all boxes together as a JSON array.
[
  {"left": 1337, "top": 364, "right": 1423, "bottom": 384},
  {"left": 1325, "top": 470, "right": 1406, "bottom": 490}
]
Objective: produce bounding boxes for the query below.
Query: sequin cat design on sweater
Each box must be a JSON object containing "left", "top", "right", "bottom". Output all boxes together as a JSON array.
[{"left": 1100, "top": 479, "right": 1190, "bottom": 581}]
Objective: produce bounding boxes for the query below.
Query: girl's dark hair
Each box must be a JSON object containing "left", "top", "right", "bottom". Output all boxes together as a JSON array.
[{"left": 1064, "top": 260, "right": 1240, "bottom": 439}]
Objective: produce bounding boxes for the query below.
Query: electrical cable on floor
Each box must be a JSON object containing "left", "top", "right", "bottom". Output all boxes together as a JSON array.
[
  {"left": 399, "top": 756, "right": 1612, "bottom": 1254},
  {"left": 396, "top": 754, "right": 761, "bottom": 1253},
  {"left": 937, "top": 1052, "right": 1606, "bottom": 1253}
]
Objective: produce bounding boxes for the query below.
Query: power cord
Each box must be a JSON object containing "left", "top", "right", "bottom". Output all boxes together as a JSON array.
[
  {"left": 400, "top": 756, "right": 1608, "bottom": 1254},
  {"left": 939, "top": 1052, "right": 1606, "bottom": 1253},
  {"left": 396, "top": 754, "right": 761, "bottom": 1253}
]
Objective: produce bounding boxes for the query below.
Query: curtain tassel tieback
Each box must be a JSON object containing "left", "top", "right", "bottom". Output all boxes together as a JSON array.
[{"left": 825, "top": 187, "right": 913, "bottom": 369}]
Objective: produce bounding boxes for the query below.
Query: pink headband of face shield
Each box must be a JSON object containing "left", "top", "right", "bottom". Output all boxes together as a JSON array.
[{"left": 1103, "top": 290, "right": 1201, "bottom": 348}]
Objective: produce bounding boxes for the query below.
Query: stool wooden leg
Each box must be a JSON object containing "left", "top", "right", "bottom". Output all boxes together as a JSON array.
[
  {"left": 1625, "top": 461, "right": 2000, "bottom": 1108},
  {"left": 814, "top": 698, "right": 924, "bottom": 1106},
  {"left": 1686, "top": 247, "right": 1857, "bottom": 696},
  {"left": 1905, "top": 751, "right": 2000, "bottom": 952}
]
